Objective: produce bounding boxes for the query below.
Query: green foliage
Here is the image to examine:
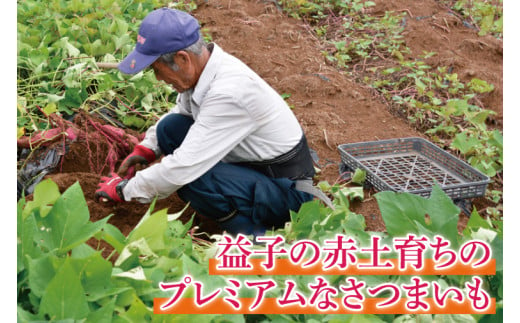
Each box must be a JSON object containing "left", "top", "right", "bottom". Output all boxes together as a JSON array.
[
  {"left": 18, "top": 178, "right": 503, "bottom": 322},
  {"left": 279, "top": 0, "right": 375, "bottom": 20},
  {"left": 441, "top": 0, "right": 503, "bottom": 37},
  {"left": 17, "top": 179, "right": 225, "bottom": 322},
  {"left": 375, "top": 186, "right": 502, "bottom": 323},
  {"left": 21, "top": 178, "right": 61, "bottom": 219},
  {"left": 450, "top": 129, "right": 502, "bottom": 177},
  {"left": 351, "top": 169, "right": 366, "bottom": 185},
  {"left": 17, "top": 0, "right": 188, "bottom": 136},
  {"left": 279, "top": 0, "right": 502, "bottom": 212},
  {"left": 39, "top": 259, "right": 90, "bottom": 320},
  {"left": 371, "top": 58, "right": 501, "bottom": 179},
  {"left": 376, "top": 186, "right": 460, "bottom": 246},
  {"left": 273, "top": 184, "right": 502, "bottom": 322},
  {"left": 280, "top": 0, "right": 407, "bottom": 72}
]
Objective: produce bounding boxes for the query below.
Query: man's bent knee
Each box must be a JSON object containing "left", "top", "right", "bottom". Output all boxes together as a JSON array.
[{"left": 156, "top": 114, "right": 194, "bottom": 155}]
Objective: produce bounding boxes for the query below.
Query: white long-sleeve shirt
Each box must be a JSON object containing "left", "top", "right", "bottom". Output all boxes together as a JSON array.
[{"left": 123, "top": 43, "right": 303, "bottom": 203}]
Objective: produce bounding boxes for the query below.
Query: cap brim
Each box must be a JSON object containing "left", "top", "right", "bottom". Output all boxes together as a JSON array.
[{"left": 118, "top": 49, "right": 160, "bottom": 74}]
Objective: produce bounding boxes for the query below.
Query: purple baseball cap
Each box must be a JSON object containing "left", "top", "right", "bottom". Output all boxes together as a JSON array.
[{"left": 118, "top": 8, "right": 200, "bottom": 74}]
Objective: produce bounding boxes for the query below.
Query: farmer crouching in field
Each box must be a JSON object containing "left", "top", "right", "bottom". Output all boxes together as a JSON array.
[{"left": 95, "top": 8, "right": 330, "bottom": 235}]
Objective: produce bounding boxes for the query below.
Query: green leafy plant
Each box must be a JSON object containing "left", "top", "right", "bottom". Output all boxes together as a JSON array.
[
  {"left": 440, "top": 0, "right": 503, "bottom": 37},
  {"left": 17, "top": 0, "right": 190, "bottom": 137},
  {"left": 17, "top": 179, "right": 232, "bottom": 322},
  {"left": 18, "top": 177, "right": 503, "bottom": 322},
  {"left": 269, "top": 185, "right": 503, "bottom": 322},
  {"left": 278, "top": 0, "right": 502, "bottom": 212}
]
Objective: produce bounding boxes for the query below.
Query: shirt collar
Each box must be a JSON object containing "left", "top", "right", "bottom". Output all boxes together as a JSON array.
[{"left": 192, "top": 43, "right": 221, "bottom": 105}]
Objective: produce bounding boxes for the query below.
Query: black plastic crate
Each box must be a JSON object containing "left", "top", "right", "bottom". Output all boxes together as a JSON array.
[{"left": 337, "top": 137, "right": 490, "bottom": 199}]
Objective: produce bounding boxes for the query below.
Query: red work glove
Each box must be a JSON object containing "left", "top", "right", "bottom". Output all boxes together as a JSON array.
[
  {"left": 117, "top": 145, "right": 156, "bottom": 179},
  {"left": 95, "top": 173, "right": 127, "bottom": 203}
]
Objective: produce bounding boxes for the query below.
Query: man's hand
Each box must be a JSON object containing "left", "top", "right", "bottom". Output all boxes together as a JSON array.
[
  {"left": 117, "top": 145, "right": 156, "bottom": 179},
  {"left": 95, "top": 173, "right": 127, "bottom": 203}
]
